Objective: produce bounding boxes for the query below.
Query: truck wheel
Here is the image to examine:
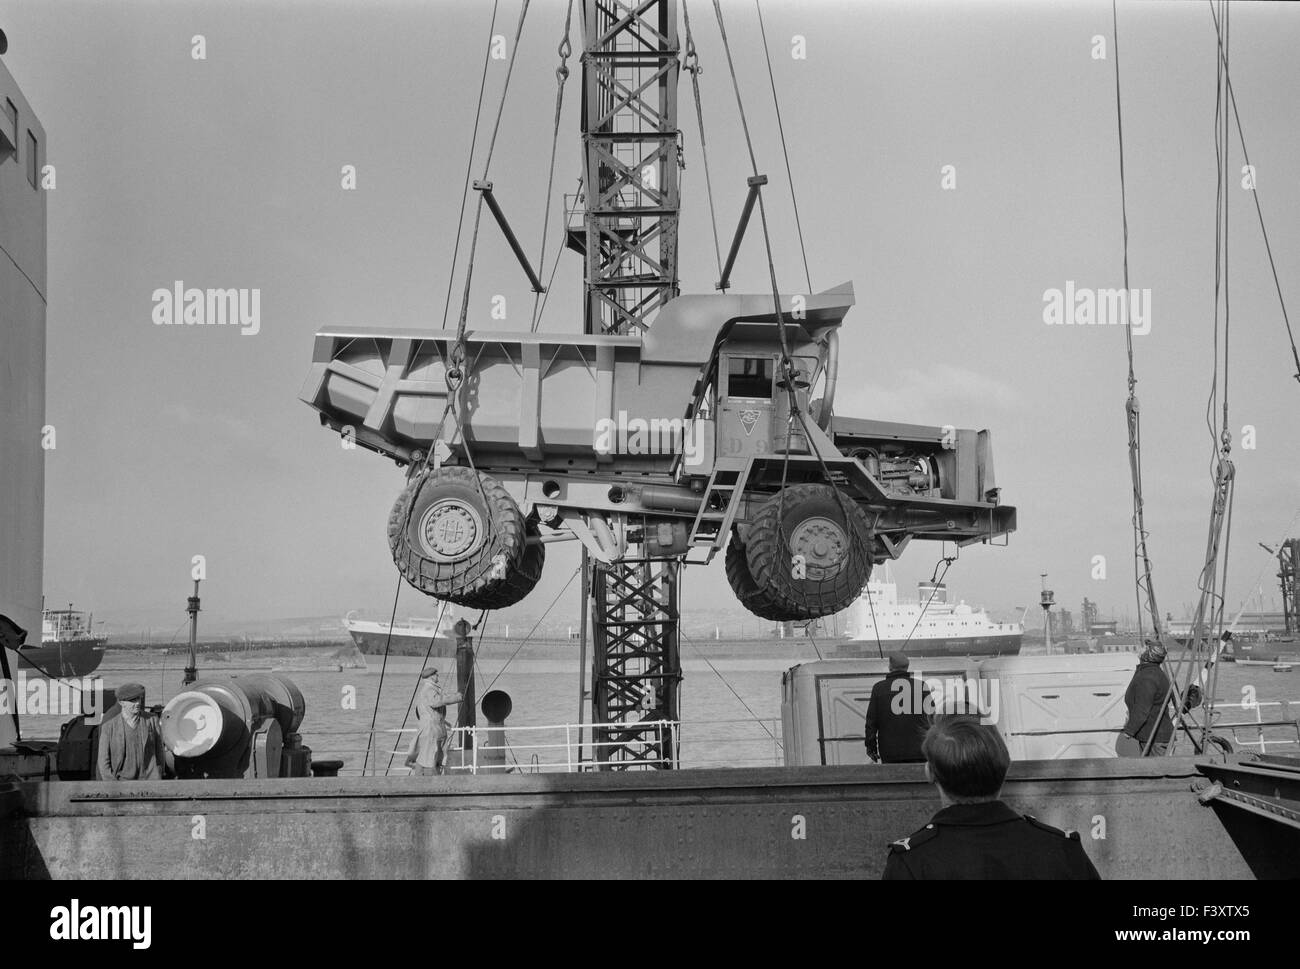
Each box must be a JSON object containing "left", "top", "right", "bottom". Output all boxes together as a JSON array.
[
  {"left": 451, "top": 525, "right": 546, "bottom": 611},
  {"left": 744, "top": 484, "right": 873, "bottom": 620},
  {"left": 388, "top": 466, "right": 526, "bottom": 603},
  {"left": 725, "top": 534, "right": 794, "bottom": 621}
]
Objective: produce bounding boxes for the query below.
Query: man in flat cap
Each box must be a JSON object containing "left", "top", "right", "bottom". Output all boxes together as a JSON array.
[
  {"left": 864, "top": 652, "right": 932, "bottom": 764},
  {"left": 404, "top": 666, "right": 462, "bottom": 776},
  {"left": 97, "top": 682, "right": 165, "bottom": 780}
]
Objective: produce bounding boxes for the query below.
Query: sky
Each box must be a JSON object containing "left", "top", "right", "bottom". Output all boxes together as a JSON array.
[{"left": 2, "top": 0, "right": 1298, "bottom": 637}]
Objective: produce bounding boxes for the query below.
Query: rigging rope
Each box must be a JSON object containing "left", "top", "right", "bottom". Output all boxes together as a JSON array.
[
  {"left": 533, "top": 176, "right": 584, "bottom": 332},
  {"left": 530, "top": 0, "right": 575, "bottom": 332},
  {"left": 361, "top": 572, "right": 405, "bottom": 776},
  {"left": 1111, "top": 0, "right": 1165, "bottom": 650},
  {"left": 682, "top": 0, "right": 724, "bottom": 282},
  {"left": 452, "top": 0, "right": 532, "bottom": 363},
  {"left": 679, "top": 628, "right": 777, "bottom": 743},
  {"left": 1208, "top": 1, "right": 1300, "bottom": 385},
  {"left": 439, "top": 0, "right": 502, "bottom": 333},
  {"left": 754, "top": 0, "right": 812, "bottom": 294},
  {"left": 710, "top": 1, "right": 793, "bottom": 374},
  {"left": 483, "top": 563, "right": 580, "bottom": 693}
]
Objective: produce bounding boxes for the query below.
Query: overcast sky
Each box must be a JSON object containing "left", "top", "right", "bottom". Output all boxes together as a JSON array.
[{"left": 4, "top": 0, "right": 1298, "bottom": 635}]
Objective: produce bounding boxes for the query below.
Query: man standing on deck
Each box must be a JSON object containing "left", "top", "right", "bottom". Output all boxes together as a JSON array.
[
  {"left": 97, "top": 682, "right": 165, "bottom": 780},
  {"left": 882, "top": 716, "right": 1101, "bottom": 879},
  {"left": 1117, "top": 640, "right": 1205, "bottom": 756},
  {"left": 406, "top": 666, "right": 462, "bottom": 776},
  {"left": 864, "top": 652, "right": 932, "bottom": 764}
]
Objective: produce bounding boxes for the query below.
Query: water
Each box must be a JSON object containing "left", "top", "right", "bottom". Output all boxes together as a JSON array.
[{"left": 15, "top": 649, "right": 1299, "bottom": 774}]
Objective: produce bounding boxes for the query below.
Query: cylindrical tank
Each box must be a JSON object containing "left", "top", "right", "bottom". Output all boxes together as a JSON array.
[{"left": 161, "top": 673, "right": 305, "bottom": 760}]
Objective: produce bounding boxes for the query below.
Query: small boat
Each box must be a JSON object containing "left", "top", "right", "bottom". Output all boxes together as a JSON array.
[{"left": 1273, "top": 663, "right": 1293, "bottom": 673}]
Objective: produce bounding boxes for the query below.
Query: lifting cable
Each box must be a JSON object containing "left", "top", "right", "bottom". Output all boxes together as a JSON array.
[
  {"left": 483, "top": 563, "right": 581, "bottom": 693},
  {"left": 452, "top": 0, "right": 532, "bottom": 367},
  {"left": 1171, "top": 0, "right": 1240, "bottom": 755},
  {"left": 425, "top": 0, "right": 533, "bottom": 538},
  {"left": 439, "top": 0, "right": 502, "bottom": 335},
  {"left": 1110, "top": 0, "right": 1165, "bottom": 652},
  {"left": 754, "top": 0, "right": 812, "bottom": 294},
  {"left": 362, "top": 573, "right": 406, "bottom": 776},
  {"left": 1209, "top": 1, "right": 1300, "bottom": 386},
  {"left": 900, "top": 552, "right": 958, "bottom": 651},
  {"left": 710, "top": 0, "right": 794, "bottom": 379},
  {"left": 532, "top": 176, "right": 584, "bottom": 332},
  {"left": 679, "top": 628, "right": 778, "bottom": 743},
  {"left": 530, "top": 0, "right": 575, "bottom": 333},
  {"left": 682, "top": 0, "right": 724, "bottom": 282},
  {"left": 713, "top": 0, "right": 869, "bottom": 614}
]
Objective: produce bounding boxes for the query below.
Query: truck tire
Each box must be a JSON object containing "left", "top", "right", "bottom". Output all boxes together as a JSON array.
[
  {"left": 744, "top": 484, "right": 873, "bottom": 620},
  {"left": 451, "top": 525, "right": 546, "bottom": 611},
  {"left": 388, "top": 466, "right": 526, "bottom": 603},
  {"left": 725, "top": 534, "right": 793, "bottom": 621}
]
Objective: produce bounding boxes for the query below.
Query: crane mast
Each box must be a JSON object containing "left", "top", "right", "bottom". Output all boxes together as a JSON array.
[{"left": 579, "top": 0, "right": 683, "bottom": 768}]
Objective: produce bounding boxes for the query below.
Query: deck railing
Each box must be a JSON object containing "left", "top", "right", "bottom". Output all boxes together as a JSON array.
[{"left": 307, "top": 717, "right": 784, "bottom": 776}]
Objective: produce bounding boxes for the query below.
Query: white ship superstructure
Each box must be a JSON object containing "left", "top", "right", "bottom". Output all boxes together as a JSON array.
[{"left": 840, "top": 568, "right": 1022, "bottom": 657}]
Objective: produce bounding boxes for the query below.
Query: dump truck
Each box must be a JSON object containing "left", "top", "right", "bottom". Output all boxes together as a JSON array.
[{"left": 300, "top": 283, "right": 1014, "bottom": 620}]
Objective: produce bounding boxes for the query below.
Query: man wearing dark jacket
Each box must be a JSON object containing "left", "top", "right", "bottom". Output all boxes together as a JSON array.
[
  {"left": 882, "top": 716, "right": 1102, "bottom": 879},
  {"left": 1118, "top": 639, "right": 1205, "bottom": 756},
  {"left": 864, "top": 652, "right": 932, "bottom": 763}
]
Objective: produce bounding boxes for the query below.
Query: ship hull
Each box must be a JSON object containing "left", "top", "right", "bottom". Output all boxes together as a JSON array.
[
  {"left": 1230, "top": 638, "right": 1300, "bottom": 666},
  {"left": 7, "top": 640, "right": 106, "bottom": 678},
  {"left": 830, "top": 633, "right": 1021, "bottom": 658},
  {"left": 1, "top": 757, "right": 1288, "bottom": 879},
  {"left": 348, "top": 628, "right": 455, "bottom": 656}
]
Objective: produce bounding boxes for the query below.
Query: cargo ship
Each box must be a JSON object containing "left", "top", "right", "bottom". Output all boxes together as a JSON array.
[
  {"left": 838, "top": 571, "right": 1023, "bottom": 658},
  {"left": 5, "top": 606, "right": 106, "bottom": 678},
  {"left": 345, "top": 610, "right": 458, "bottom": 656}
]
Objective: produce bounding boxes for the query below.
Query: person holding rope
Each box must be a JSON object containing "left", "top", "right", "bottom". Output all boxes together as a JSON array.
[
  {"left": 1116, "top": 639, "right": 1205, "bottom": 756},
  {"left": 405, "top": 666, "right": 462, "bottom": 776}
]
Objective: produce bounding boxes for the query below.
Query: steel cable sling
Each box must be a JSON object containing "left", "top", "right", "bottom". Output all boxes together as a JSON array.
[
  {"left": 712, "top": 0, "right": 869, "bottom": 617},
  {"left": 682, "top": 0, "right": 724, "bottom": 283},
  {"left": 1110, "top": 0, "right": 1166, "bottom": 657},
  {"left": 530, "top": 0, "right": 574, "bottom": 333},
  {"left": 1208, "top": 2, "right": 1300, "bottom": 386},
  {"left": 370, "top": 3, "right": 522, "bottom": 762}
]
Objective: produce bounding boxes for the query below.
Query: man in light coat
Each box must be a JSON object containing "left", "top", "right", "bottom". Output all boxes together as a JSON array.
[{"left": 406, "top": 667, "right": 461, "bottom": 775}]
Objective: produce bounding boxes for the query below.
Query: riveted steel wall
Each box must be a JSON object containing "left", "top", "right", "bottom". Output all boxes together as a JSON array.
[{"left": 3, "top": 758, "right": 1285, "bottom": 879}]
